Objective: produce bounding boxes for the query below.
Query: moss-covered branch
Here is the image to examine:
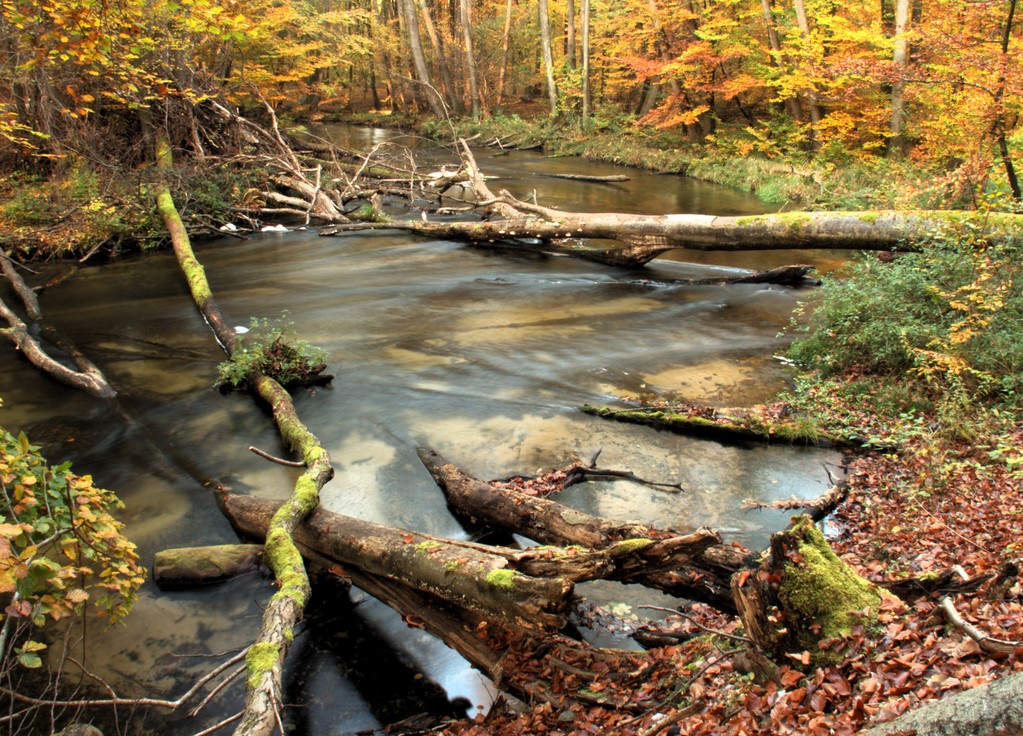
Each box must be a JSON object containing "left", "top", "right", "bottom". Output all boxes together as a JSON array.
[
  {"left": 153, "top": 124, "right": 334, "bottom": 736},
  {"left": 581, "top": 403, "right": 865, "bottom": 447}
]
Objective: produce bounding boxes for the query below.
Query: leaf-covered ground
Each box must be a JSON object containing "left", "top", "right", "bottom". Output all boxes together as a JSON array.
[{"left": 441, "top": 432, "right": 1023, "bottom": 736}]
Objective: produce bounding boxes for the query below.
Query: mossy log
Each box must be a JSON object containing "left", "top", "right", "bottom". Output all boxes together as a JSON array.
[
  {"left": 581, "top": 404, "right": 869, "bottom": 448},
  {"left": 217, "top": 491, "right": 585, "bottom": 631},
  {"left": 418, "top": 448, "right": 753, "bottom": 612},
  {"left": 732, "top": 515, "right": 898, "bottom": 668},
  {"left": 153, "top": 123, "right": 334, "bottom": 736},
  {"left": 321, "top": 140, "right": 1023, "bottom": 269},
  {"left": 153, "top": 544, "right": 266, "bottom": 588}
]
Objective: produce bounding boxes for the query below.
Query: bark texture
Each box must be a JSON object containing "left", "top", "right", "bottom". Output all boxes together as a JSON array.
[
  {"left": 418, "top": 448, "right": 752, "bottom": 612},
  {"left": 320, "top": 141, "right": 1023, "bottom": 268},
  {"left": 0, "top": 255, "right": 115, "bottom": 398},
  {"left": 153, "top": 544, "right": 265, "bottom": 588},
  {"left": 860, "top": 670, "right": 1023, "bottom": 736}
]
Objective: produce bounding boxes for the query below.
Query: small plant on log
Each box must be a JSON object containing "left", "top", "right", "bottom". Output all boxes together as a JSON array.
[{"left": 216, "top": 312, "right": 329, "bottom": 390}]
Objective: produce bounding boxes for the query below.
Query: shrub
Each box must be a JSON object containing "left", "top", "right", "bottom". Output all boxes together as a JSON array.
[
  {"left": 786, "top": 228, "right": 1023, "bottom": 433},
  {"left": 0, "top": 422, "right": 143, "bottom": 669}
]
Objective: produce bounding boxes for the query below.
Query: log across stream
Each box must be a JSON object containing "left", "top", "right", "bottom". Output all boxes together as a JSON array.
[{"left": 0, "top": 126, "right": 845, "bottom": 734}]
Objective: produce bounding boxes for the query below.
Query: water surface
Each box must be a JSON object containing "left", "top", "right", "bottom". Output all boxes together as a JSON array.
[{"left": 0, "top": 129, "right": 842, "bottom": 734}]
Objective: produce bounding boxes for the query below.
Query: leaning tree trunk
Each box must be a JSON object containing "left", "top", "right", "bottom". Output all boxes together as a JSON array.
[{"left": 153, "top": 125, "right": 334, "bottom": 736}]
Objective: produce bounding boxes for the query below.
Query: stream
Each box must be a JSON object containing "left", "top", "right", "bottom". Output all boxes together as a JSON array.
[{"left": 0, "top": 127, "right": 847, "bottom": 735}]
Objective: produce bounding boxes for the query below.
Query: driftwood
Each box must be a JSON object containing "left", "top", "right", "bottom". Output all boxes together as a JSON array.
[
  {"left": 0, "top": 254, "right": 116, "bottom": 399},
  {"left": 153, "top": 544, "right": 265, "bottom": 588},
  {"left": 317, "top": 140, "right": 1023, "bottom": 269},
  {"left": 418, "top": 447, "right": 753, "bottom": 612},
  {"left": 541, "top": 173, "right": 630, "bottom": 182}
]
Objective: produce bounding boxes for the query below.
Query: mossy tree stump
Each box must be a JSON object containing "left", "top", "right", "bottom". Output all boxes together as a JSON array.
[{"left": 732, "top": 515, "right": 897, "bottom": 668}]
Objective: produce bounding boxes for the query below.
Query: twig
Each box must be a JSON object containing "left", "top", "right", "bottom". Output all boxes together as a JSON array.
[
  {"left": 637, "top": 703, "right": 700, "bottom": 736},
  {"left": 248, "top": 446, "right": 305, "bottom": 467},
  {"left": 192, "top": 711, "right": 243, "bottom": 736},
  {"left": 187, "top": 665, "right": 245, "bottom": 717},
  {"left": 939, "top": 596, "right": 1021, "bottom": 655},
  {"left": 1, "top": 647, "right": 250, "bottom": 710},
  {"left": 638, "top": 605, "right": 752, "bottom": 644}
]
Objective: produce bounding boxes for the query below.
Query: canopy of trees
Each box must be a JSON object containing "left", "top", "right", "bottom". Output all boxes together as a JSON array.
[{"left": 0, "top": 0, "right": 1020, "bottom": 193}]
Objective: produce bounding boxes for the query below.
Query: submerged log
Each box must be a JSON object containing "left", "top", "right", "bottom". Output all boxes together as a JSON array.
[
  {"left": 153, "top": 544, "right": 265, "bottom": 588},
  {"left": 581, "top": 403, "right": 861, "bottom": 448},
  {"left": 417, "top": 448, "right": 753, "bottom": 612}
]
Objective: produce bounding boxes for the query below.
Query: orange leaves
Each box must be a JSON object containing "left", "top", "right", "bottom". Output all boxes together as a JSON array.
[{"left": 0, "top": 427, "right": 143, "bottom": 646}]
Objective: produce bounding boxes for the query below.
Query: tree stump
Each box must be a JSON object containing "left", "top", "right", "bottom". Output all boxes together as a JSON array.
[{"left": 732, "top": 514, "right": 898, "bottom": 667}]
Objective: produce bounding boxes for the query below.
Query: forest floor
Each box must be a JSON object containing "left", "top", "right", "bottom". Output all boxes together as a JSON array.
[{"left": 439, "top": 412, "right": 1023, "bottom": 735}]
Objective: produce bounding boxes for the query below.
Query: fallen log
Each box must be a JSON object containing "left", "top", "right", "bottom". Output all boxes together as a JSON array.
[
  {"left": 859, "top": 669, "right": 1023, "bottom": 736},
  {"left": 218, "top": 491, "right": 580, "bottom": 631},
  {"left": 581, "top": 403, "right": 869, "bottom": 448},
  {"left": 0, "top": 254, "right": 116, "bottom": 399},
  {"left": 153, "top": 544, "right": 265, "bottom": 588},
  {"left": 153, "top": 123, "right": 334, "bottom": 736},
  {"left": 361, "top": 140, "right": 1023, "bottom": 268},
  {"left": 417, "top": 448, "right": 753, "bottom": 612},
  {"left": 540, "top": 173, "right": 630, "bottom": 183}
]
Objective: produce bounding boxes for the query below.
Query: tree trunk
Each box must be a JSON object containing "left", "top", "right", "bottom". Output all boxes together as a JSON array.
[
  {"left": 995, "top": 0, "right": 1021, "bottom": 200},
  {"left": 0, "top": 255, "right": 115, "bottom": 399},
  {"left": 496, "top": 0, "right": 514, "bottom": 106},
  {"left": 217, "top": 492, "right": 582, "bottom": 630},
  {"left": 732, "top": 515, "right": 897, "bottom": 668},
  {"left": 401, "top": 0, "right": 447, "bottom": 118},
  {"left": 760, "top": 0, "right": 805, "bottom": 123},
  {"left": 888, "top": 0, "right": 910, "bottom": 156},
  {"left": 792, "top": 0, "right": 823, "bottom": 144},
  {"left": 152, "top": 125, "right": 335, "bottom": 736},
  {"left": 566, "top": 0, "right": 576, "bottom": 69},
  {"left": 538, "top": 0, "right": 559, "bottom": 115},
  {"left": 580, "top": 0, "right": 591, "bottom": 127},
  {"left": 321, "top": 204, "right": 1023, "bottom": 267},
  {"left": 418, "top": 0, "right": 463, "bottom": 114},
  {"left": 459, "top": 0, "right": 482, "bottom": 118},
  {"left": 153, "top": 544, "right": 266, "bottom": 588},
  {"left": 859, "top": 670, "right": 1023, "bottom": 736}
]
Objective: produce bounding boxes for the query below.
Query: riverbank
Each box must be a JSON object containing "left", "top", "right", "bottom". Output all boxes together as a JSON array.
[
  {"left": 1, "top": 110, "right": 1010, "bottom": 263},
  {"left": 356, "top": 110, "right": 992, "bottom": 212}
]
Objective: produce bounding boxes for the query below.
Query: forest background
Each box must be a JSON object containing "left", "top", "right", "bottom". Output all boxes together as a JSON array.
[{"left": 2, "top": 0, "right": 1023, "bottom": 735}]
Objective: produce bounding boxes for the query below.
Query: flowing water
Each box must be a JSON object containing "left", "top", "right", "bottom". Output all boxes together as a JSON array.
[{"left": 0, "top": 128, "right": 846, "bottom": 734}]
